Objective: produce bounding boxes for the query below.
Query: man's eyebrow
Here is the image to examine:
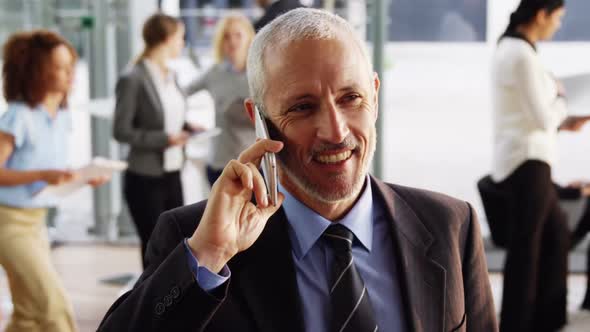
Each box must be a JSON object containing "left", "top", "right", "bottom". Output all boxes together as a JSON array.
[
  {"left": 338, "top": 83, "right": 361, "bottom": 93},
  {"left": 285, "top": 93, "right": 315, "bottom": 104},
  {"left": 289, "top": 93, "right": 314, "bottom": 101}
]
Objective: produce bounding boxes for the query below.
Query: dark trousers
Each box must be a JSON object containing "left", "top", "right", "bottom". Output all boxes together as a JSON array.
[
  {"left": 124, "top": 170, "right": 184, "bottom": 269},
  {"left": 498, "top": 160, "right": 569, "bottom": 332},
  {"left": 571, "top": 199, "right": 590, "bottom": 309},
  {"left": 584, "top": 243, "right": 590, "bottom": 309}
]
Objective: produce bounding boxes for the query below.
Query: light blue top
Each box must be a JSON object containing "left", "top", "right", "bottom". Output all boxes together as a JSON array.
[
  {"left": 0, "top": 102, "right": 71, "bottom": 208},
  {"left": 186, "top": 177, "right": 407, "bottom": 332}
]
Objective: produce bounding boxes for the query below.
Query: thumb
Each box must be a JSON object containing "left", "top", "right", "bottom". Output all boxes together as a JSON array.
[{"left": 258, "top": 192, "right": 284, "bottom": 220}]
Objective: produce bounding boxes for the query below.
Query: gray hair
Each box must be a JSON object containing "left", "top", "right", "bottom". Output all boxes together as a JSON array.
[{"left": 246, "top": 8, "right": 373, "bottom": 114}]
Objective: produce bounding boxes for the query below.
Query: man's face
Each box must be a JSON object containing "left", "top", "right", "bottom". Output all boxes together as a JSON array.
[{"left": 262, "top": 36, "right": 379, "bottom": 203}]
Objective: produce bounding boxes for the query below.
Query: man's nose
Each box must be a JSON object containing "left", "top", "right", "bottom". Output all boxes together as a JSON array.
[{"left": 316, "top": 102, "right": 350, "bottom": 143}]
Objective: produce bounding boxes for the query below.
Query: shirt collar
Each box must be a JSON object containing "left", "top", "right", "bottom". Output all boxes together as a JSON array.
[
  {"left": 143, "top": 59, "right": 174, "bottom": 83},
  {"left": 34, "top": 103, "right": 65, "bottom": 122},
  {"left": 280, "top": 176, "right": 374, "bottom": 260},
  {"left": 502, "top": 31, "right": 537, "bottom": 52},
  {"left": 222, "top": 60, "right": 245, "bottom": 74}
]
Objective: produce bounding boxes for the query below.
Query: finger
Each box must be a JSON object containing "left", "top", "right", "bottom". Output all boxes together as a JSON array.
[
  {"left": 224, "top": 160, "right": 253, "bottom": 190},
  {"left": 238, "top": 139, "right": 283, "bottom": 166},
  {"left": 246, "top": 162, "right": 268, "bottom": 207},
  {"left": 66, "top": 171, "right": 78, "bottom": 180}
]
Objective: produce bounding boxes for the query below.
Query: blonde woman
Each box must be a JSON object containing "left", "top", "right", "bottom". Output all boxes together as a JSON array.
[{"left": 184, "top": 14, "right": 256, "bottom": 186}]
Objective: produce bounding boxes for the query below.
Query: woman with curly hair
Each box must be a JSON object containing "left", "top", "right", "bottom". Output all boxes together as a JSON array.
[{"left": 0, "top": 30, "right": 106, "bottom": 332}]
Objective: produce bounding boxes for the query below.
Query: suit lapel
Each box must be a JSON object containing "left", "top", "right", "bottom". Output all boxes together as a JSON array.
[
  {"left": 137, "top": 62, "right": 165, "bottom": 120},
  {"left": 231, "top": 208, "right": 304, "bottom": 332},
  {"left": 372, "top": 178, "right": 447, "bottom": 332}
]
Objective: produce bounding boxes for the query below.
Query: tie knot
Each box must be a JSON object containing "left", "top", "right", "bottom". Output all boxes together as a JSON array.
[{"left": 323, "top": 224, "right": 354, "bottom": 251}]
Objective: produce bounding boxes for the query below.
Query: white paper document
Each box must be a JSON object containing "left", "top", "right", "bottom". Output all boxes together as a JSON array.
[
  {"left": 189, "top": 127, "right": 222, "bottom": 143},
  {"left": 560, "top": 73, "right": 590, "bottom": 116},
  {"left": 35, "top": 157, "right": 127, "bottom": 198}
]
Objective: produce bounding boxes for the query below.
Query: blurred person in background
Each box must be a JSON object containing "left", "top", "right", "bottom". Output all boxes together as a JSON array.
[
  {"left": 113, "top": 13, "right": 201, "bottom": 269},
  {"left": 253, "top": 0, "right": 303, "bottom": 32},
  {"left": 0, "top": 30, "right": 107, "bottom": 332},
  {"left": 570, "top": 184, "right": 590, "bottom": 310},
  {"left": 184, "top": 13, "right": 255, "bottom": 186},
  {"left": 491, "top": 0, "right": 590, "bottom": 330}
]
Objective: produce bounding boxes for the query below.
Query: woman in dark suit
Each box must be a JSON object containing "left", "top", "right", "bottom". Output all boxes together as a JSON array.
[{"left": 113, "top": 13, "right": 196, "bottom": 268}]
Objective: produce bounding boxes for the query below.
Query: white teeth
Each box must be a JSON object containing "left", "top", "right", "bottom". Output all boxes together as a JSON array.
[{"left": 316, "top": 150, "right": 352, "bottom": 164}]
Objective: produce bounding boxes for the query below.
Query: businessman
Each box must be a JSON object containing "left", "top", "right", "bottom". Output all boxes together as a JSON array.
[
  {"left": 99, "top": 8, "right": 497, "bottom": 332},
  {"left": 253, "top": 0, "right": 302, "bottom": 31}
]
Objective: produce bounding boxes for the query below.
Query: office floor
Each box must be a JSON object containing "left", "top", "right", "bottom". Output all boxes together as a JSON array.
[
  {"left": 1, "top": 244, "right": 590, "bottom": 331},
  {"left": 0, "top": 245, "right": 140, "bottom": 332}
]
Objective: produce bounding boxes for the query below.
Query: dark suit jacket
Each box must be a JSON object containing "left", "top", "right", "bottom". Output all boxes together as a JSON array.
[
  {"left": 113, "top": 62, "right": 189, "bottom": 177},
  {"left": 254, "top": 0, "right": 304, "bottom": 32},
  {"left": 98, "top": 177, "right": 497, "bottom": 331}
]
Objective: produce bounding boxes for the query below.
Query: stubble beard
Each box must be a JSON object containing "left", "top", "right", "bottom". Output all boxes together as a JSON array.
[{"left": 278, "top": 127, "right": 377, "bottom": 204}]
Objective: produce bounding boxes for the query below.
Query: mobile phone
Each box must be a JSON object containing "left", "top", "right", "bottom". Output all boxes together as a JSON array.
[{"left": 254, "top": 106, "right": 278, "bottom": 206}]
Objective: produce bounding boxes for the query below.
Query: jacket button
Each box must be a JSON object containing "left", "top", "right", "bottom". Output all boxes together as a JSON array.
[
  {"left": 164, "top": 295, "right": 173, "bottom": 307},
  {"left": 155, "top": 302, "right": 165, "bottom": 315},
  {"left": 171, "top": 286, "right": 180, "bottom": 299}
]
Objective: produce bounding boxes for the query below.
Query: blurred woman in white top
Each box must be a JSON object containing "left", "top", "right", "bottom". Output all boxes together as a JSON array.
[{"left": 492, "top": 1, "right": 590, "bottom": 331}]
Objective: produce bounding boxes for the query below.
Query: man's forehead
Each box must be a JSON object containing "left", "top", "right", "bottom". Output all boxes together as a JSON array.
[
  {"left": 263, "top": 36, "right": 364, "bottom": 76},
  {"left": 264, "top": 35, "right": 346, "bottom": 57},
  {"left": 261, "top": 39, "right": 370, "bottom": 109}
]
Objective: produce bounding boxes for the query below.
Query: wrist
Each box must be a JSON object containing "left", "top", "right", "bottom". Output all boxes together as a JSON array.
[
  {"left": 187, "top": 237, "right": 232, "bottom": 273},
  {"left": 35, "top": 170, "right": 46, "bottom": 182}
]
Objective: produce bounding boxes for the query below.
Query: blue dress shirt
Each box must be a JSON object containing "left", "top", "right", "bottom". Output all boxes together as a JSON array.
[
  {"left": 0, "top": 103, "right": 71, "bottom": 208},
  {"left": 185, "top": 177, "right": 407, "bottom": 331}
]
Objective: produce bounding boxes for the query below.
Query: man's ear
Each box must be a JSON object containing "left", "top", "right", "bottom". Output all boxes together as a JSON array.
[
  {"left": 373, "top": 72, "right": 381, "bottom": 119},
  {"left": 244, "top": 98, "right": 256, "bottom": 125}
]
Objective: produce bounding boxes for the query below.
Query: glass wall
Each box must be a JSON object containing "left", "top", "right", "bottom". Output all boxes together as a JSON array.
[
  {"left": 553, "top": 0, "right": 590, "bottom": 41},
  {"left": 388, "top": 0, "right": 487, "bottom": 42},
  {"left": 0, "top": 0, "right": 95, "bottom": 58}
]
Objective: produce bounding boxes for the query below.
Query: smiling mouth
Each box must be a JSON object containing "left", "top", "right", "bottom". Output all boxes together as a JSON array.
[{"left": 315, "top": 150, "right": 353, "bottom": 164}]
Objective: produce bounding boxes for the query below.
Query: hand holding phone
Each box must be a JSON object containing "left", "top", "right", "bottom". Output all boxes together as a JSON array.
[
  {"left": 187, "top": 136, "right": 284, "bottom": 273},
  {"left": 254, "top": 106, "right": 278, "bottom": 206}
]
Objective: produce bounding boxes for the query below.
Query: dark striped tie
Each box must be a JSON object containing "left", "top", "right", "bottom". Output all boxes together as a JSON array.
[{"left": 323, "top": 224, "right": 378, "bottom": 332}]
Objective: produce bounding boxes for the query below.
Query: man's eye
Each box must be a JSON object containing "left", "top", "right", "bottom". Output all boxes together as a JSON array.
[
  {"left": 342, "top": 94, "right": 361, "bottom": 104},
  {"left": 288, "top": 103, "right": 314, "bottom": 113}
]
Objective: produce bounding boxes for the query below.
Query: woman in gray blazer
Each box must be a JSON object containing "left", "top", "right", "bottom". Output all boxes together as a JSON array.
[{"left": 113, "top": 13, "right": 195, "bottom": 268}]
